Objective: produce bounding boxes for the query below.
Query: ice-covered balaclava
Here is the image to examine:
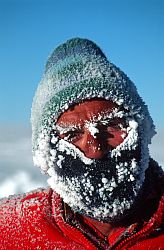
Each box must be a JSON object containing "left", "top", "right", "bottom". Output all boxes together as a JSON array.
[{"left": 31, "top": 38, "right": 155, "bottom": 223}]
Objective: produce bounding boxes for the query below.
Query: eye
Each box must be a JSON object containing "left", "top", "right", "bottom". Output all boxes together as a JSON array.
[
  {"left": 60, "top": 130, "right": 83, "bottom": 142},
  {"left": 107, "top": 118, "right": 127, "bottom": 131}
]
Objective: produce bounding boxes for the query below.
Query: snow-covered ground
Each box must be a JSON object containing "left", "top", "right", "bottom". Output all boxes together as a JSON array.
[{"left": 0, "top": 125, "right": 163, "bottom": 198}]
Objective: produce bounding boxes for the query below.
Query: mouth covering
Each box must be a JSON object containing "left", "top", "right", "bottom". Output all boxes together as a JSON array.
[{"left": 31, "top": 38, "right": 156, "bottom": 222}]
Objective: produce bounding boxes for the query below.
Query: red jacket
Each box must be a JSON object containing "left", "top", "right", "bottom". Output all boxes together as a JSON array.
[{"left": 0, "top": 161, "right": 164, "bottom": 250}]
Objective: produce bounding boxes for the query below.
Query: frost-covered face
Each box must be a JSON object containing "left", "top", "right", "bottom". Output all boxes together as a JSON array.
[
  {"left": 57, "top": 100, "right": 127, "bottom": 159},
  {"left": 47, "top": 99, "right": 143, "bottom": 222}
]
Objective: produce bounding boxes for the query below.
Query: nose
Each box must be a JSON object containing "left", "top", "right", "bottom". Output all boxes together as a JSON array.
[{"left": 75, "top": 131, "right": 109, "bottom": 159}]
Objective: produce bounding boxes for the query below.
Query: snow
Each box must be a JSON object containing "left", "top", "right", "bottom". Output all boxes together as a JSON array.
[
  {"left": 56, "top": 124, "right": 80, "bottom": 135},
  {"left": 111, "top": 119, "right": 138, "bottom": 158},
  {"left": 102, "top": 177, "right": 108, "bottom": 184},
  {"left": 86, "top": 122, "right": 99, "bottom": 138},
  {"left": 0, "top": 171, "right": 44, "bottom": 198},
  {"left": 0, "top": 125, "right": 47, "bottom": 199},
  {"left": 56, "top": 138, "right": 94, "bottom": 165}
]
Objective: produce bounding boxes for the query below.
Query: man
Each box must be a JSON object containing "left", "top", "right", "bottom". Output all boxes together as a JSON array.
[{"left": 0, "top": 38, "right": 163, "bottom": 249}]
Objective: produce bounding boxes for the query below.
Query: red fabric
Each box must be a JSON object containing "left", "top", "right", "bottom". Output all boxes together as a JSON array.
[{"left": 0, "top": 187, "right": 163, "bottom": 250}]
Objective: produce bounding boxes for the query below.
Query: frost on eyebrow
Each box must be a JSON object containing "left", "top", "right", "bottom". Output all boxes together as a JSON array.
[
  {"left": 90, "top": 108, "right": 129, "bottom": 125},
  {"left": 83, "top": 109, "right": 128, "bottom": 138},
  {"left": 55, "top": 124, "right": 81, "bottom": 135},
  {"left": 55, "top": 108, "right": 129, "bottom": 141}
]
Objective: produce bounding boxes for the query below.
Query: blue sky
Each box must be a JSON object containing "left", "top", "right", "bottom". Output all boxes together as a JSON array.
[{"left": 0, "top": 0, "right": 164, "bottom": 128}]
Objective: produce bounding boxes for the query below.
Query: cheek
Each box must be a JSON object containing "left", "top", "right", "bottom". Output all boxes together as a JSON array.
[{"left": 107, "top": 129, "right": 128, "bottom": 148}]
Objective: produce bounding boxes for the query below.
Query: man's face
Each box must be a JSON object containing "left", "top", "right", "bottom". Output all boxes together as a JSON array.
[
  {"left": 56, "top": 99, "right": 127, "bottom": 160},
  {"left": 48, "top": 98, "right": 141, "bottom": 222}
]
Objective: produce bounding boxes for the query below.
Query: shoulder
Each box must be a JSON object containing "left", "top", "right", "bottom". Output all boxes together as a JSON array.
[
  {"left": 146, "top": 158, "right": 164, "bottom": 195},
  {"left": 148, "top": 158, "right": 163, "bottom": 176},
  {"left": 0, "top": 188, "right": 56, "bottom": 248},
  {"left": 0, "top": 187, "right": 52, "bottom": 220},
  {"left": 0, "top": 188, "right": 85, "bottom": 249},
  {"left": 0, "top": 187, "right": 53, "bottom": 227}
]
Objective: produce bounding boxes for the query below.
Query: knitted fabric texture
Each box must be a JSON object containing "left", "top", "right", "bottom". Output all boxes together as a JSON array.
[{"left": 31, "top": 38, "right": 155, "bottom": 174}]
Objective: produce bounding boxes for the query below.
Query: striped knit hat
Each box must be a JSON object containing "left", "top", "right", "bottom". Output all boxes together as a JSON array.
[{"left": 31, "top": 38, "right": 155, "bottom": 173}]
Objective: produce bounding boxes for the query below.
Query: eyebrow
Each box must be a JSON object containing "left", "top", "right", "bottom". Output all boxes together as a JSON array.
[
  {"left": 92, "top": 109, "right": 128, "bottom": 123},
  {"left": 56, "top": 109, "right": 129, "bottom": 131},
  {"left": 55, "top": 124, "right": 82, "bottom": 134}
]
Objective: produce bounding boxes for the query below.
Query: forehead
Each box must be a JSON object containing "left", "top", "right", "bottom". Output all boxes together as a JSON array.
[{"left": 57, "top": 99, "right": 119, "bottom": 125}]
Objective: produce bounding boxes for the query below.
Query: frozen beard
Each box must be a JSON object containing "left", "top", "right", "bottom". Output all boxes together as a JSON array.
[{"left": 46, "top": 119, "right": 146, "bottom": 223}]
